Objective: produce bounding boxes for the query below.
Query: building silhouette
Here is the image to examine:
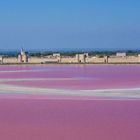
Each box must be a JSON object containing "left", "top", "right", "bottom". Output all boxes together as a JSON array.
[{"left": 18, "top": 48, "right": 29, "bottom": 63}]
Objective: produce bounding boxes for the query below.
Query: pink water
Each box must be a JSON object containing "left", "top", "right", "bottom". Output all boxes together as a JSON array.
[
  {"left": 0, "top": 65, "right": 140, "bottom": 140},
  {"left": 1, "top": 64, "right": 140, "bottom": 90},
  {"left": 0, "top": 98, "right": 140, "bottom": 140}
]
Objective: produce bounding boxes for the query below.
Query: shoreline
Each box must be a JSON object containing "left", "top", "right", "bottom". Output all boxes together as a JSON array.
[{"left": 1, "top": 63, "right": 140, "bottom": 66}]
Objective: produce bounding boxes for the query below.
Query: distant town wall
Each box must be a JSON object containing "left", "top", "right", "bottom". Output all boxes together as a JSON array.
[
  {"left": 1, "top": 51, "right": 140, "bottom": 64},
  {"left": 108, "top": 56, "right": 140, "bottom": 63},
  {"left": 3, "top": 57, "right": 18, "bottom": 64},
  {"left": 29, "top": 57, "right": 59, "bottom": 63}
]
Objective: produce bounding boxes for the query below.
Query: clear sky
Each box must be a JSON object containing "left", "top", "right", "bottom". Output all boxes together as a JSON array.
[{"left": 0, "top": 0, "right": 140, "bottom": 51}]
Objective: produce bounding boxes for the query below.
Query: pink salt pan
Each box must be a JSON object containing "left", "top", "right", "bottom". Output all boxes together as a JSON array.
[
  {"left": 0, "top": 65, "right": 140, "bottom": 140},
  {"left": 0, "top": 98, "right": 140, "bottom": 140},
  {"left": 2, "top": 65, "right": 140, "bottom": 90}
]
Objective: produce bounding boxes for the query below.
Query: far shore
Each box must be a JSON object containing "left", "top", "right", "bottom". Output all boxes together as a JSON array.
[{"left": 1, "top": 62, "right": 140, "bottom": 66}]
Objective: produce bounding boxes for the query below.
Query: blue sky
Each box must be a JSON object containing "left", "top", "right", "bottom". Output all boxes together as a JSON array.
[{"left": 0, "top": 0, "right": 140, "bottom": 51}]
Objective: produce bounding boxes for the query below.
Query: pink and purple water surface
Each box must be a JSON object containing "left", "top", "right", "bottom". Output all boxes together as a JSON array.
[
  {"left": 1, "top": 64, "right": 140, "bottom": 90},
  {"left": 0, "top": 64, "right": 140, "bottom": 140}
]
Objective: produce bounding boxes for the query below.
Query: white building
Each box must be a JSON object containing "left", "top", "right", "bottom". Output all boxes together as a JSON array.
[
  {"left": 53, "top": 53, "right": 61, "bottom": 57},
  {"left": 116, "top": 52, "right": 126, "bottom": 57}
]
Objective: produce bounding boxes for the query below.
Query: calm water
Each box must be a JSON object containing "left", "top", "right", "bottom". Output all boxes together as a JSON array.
[
  {"left": 0, "top": 64, "right": 140, "bottom": 140},
  {"left": 1, "top": 64, "right": 140, "bottom": 90}
]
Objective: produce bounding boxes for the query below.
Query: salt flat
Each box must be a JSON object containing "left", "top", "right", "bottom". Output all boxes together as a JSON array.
[
  {"left": 0, "top": 65, "right": 140, "bottom": 140},
  {"left": 0, "top": 64, "right": 140, "bottom": 99}
]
